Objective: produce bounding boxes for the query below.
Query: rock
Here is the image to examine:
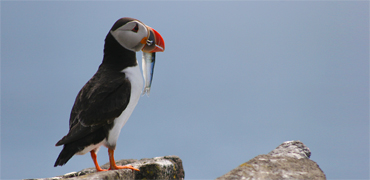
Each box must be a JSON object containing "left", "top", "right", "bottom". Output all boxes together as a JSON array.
[
  {"left": 26, "top": 155, "right": 184, "bottom": 180},
  {"left": 268, "top": 140, "right": 311, "bottom": 159},
  {"left": 216, "top": 141, "right": 326, "bottom": 180}
]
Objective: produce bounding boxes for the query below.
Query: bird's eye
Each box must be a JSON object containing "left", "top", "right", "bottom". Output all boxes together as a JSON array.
[{"left": 131, "top": 24, "right": 139, "bottom": 33}]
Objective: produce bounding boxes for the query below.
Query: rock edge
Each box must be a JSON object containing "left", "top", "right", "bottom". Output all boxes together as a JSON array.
[{"left": 26, "top": 155, "right": 184, "bottom": 180}]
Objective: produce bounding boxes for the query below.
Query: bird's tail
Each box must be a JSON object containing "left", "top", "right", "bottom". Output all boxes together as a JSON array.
[{"left": 54, "top": 144, "right": 78, "bottom": 167}]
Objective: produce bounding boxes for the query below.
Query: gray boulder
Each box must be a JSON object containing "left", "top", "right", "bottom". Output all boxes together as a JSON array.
[
  {"left": 217, "top": 141, "right": 326, "bottom": 180},
  {"left": 27, "top": 155, "right": 184, "bottom": 180}
]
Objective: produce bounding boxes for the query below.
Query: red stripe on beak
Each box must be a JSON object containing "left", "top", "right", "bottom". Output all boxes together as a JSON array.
[
  {"left": 150, "top": 28, "right": 165, "bottom": 52},
  {"left": 142, "top": 26, "right": 165, "bottom": 53}
]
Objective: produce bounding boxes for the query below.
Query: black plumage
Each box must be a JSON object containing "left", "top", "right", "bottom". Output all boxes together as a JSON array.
[
  {"left": 54, "top": 17, "right": 164, "bottom": 172},
  {"left": 54, "top": 19, "right": 138, "bottom": 167}
]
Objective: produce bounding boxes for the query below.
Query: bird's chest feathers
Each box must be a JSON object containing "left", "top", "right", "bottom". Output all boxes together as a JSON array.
[{"left": 105, "top": 65, "right": 143, "bottom": 147}]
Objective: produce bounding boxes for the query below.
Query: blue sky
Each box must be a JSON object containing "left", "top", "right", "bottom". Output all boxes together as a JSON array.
[{"left": 1, "top": 1, "right": 369, "bottom": 179}]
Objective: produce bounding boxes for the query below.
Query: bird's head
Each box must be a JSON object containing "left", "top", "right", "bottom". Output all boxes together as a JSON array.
[
  {"left": 109, "top": 17, "right": 165, "bottom": 96},
  {"left": 110, "top": 17, "right": 165, "bottom": 53}
]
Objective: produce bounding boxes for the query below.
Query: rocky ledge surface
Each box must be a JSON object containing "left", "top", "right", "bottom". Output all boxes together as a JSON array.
[
  {"left": 27, "top": 155, "right": 184, "bottom": 180},
  {"left": 217, "top": 140, "right": 326, "bottom": 180},
  {"left": 26, "top": 141, "right": 325, "bottom": 180}
]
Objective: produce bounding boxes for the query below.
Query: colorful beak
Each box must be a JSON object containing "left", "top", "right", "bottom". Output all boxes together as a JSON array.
[
  {"left": 141, "top": 26, "right": 165, "bottom": 53},
  {"left": 141, "top": 26, "right": 165, "bottom": 96}
]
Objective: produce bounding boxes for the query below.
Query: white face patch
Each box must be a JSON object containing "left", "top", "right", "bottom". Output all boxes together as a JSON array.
[{"left": 110, "top": 21, "right": 148, "bottom": 52}]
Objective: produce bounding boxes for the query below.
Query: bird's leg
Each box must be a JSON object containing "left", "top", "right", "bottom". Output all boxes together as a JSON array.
[
  {"left": 90, "top": 150, "right": 107, "bottom": 172},
  {"left": 107, "top": 148, "right": 140, "bottom": 171}
]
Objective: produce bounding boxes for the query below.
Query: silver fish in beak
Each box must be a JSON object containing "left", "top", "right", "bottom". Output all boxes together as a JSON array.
[
  {"left": 141, "top": 26, "right": 165, "bottom": 96},
  {"left": 142, "top": 52, "right": 155, "bottom": 96}
]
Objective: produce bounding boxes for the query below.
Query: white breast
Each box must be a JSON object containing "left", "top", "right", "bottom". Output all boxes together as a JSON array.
[{"left": 104, "top": 64, "right": 143, "bottom": 149}]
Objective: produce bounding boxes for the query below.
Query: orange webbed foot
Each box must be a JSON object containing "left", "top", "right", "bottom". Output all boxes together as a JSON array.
[
  {"left": 96, "top": 167, "right": 108, "bottom": 172},
  {"left": 109, "top": 164, "right": 140, "bottom": 171},
  {"left": 108, "top": 149, "right": 140, "bottom": 171}
]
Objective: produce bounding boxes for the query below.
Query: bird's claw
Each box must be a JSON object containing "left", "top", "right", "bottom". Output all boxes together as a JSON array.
[{"left": 108, "top": 164, "right": 140, "bottom": 171}]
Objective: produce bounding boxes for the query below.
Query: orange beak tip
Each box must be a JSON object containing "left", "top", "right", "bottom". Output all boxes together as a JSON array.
[{"left": 148, "top": 27, "right": 165, "bottom": 53}]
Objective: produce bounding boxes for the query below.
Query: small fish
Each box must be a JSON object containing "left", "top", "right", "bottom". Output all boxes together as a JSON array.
[{"left": 142, "top": 52, "right": 156, "bottom": 96}]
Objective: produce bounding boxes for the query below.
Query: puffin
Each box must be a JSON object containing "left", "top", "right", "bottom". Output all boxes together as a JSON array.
[{"left": 54, "top": 17, "right": 165, "bottom": 171}]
